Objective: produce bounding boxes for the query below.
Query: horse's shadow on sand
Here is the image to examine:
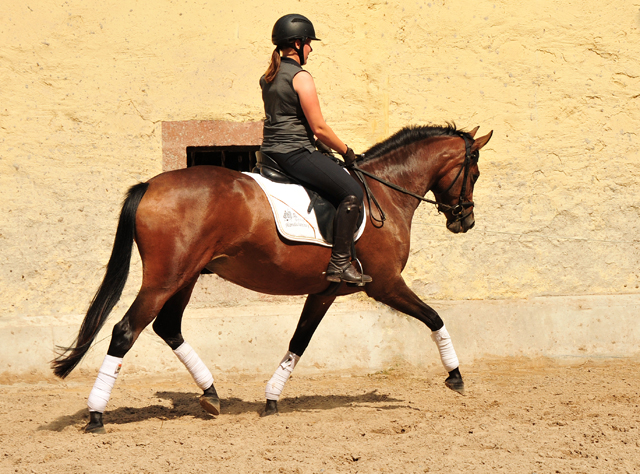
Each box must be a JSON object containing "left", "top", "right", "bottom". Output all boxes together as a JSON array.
[{"left": 38, "top": 390, "right": 406, "bottom": 431}]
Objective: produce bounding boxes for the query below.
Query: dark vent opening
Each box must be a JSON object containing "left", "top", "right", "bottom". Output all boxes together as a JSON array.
[{"left": 186, "top": 146, "right": 259, "bottom": 172}]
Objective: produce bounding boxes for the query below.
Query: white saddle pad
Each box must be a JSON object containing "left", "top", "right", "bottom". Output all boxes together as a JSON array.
[{"left": 244, "top": 172, "right": 366, "bottom": 247}]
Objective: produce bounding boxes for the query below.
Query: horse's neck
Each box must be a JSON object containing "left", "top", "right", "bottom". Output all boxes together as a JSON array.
[{"left": 362, "top": 140, "right": 442, "bottom": 199}]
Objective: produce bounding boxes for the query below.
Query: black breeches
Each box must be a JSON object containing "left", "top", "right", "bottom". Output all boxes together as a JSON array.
[{"left": 268, "top": 149, "right": 363, "bottom": 208}]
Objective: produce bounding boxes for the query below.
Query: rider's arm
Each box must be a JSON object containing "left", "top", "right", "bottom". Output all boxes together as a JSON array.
[{"left": 293, "top": 71, "right": 349, "bottom": 155}]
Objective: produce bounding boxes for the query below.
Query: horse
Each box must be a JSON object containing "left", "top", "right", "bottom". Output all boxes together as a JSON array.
[{"left": 52, "top": 123, "right": 492, "bottom": 433}]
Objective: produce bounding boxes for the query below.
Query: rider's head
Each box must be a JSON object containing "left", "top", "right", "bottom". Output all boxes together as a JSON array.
[{"left": 271, "top": 14, "right": 320, "bottom": 66}]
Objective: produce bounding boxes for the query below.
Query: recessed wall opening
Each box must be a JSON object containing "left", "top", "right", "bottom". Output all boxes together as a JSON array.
[
  {"left": 162, "top": 120, "right": 263, "bottom": 172},
  {"left": 186, "top": 145, "right": 259, "bottom": 172}
]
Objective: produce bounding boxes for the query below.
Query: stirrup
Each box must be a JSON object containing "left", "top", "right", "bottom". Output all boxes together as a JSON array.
[{"left": 325, "top": 260, "right": 372, "bottom": 286}]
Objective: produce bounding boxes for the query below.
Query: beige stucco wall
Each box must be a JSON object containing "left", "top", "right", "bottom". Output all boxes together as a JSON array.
[{"left": 1, "top": 1, "right": 639, "bottom": 370}]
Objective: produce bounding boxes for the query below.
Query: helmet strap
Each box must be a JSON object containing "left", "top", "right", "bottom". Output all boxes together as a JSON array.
[{"left": 292, "top": 38, "right": 307, "bottom": 65}]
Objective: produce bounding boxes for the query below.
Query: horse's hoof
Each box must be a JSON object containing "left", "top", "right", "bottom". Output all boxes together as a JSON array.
[
  {"left": 84, "top": 411, "right": 106, "bottom": 434},
  {"left": 445, "top": 378, "right": 465, "bottom": 395},
  {"left": 445, "top": 368, "right": 465, "bottom": 395},
  {"left": 199, "top": 384, "right": 221, "bottom": 415},
  {"left": 200, "top": 395, "right": 220, "bottom": 416},
  {"left": 260, "top": 399, "right": 278, "bottom": 417}
]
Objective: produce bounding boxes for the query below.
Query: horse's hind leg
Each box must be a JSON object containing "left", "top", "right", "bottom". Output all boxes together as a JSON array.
[
  {"left": 368, "top": 278, "right": 464, "bottom": 395},
  {"left": 261, "top": 293, "right": 337, "bottom": 417},
  {"left": 85, "top": 286, "right": 175, "bottom": 433},
  {"left": 152, "top": 279, "right": 220, "bottom": 416}
]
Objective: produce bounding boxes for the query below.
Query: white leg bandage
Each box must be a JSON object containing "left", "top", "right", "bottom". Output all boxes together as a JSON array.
[
  {"left": 87, "top": 355, "right": 123, "bottom": 413},
  {"left": 265, "top": 351, "right": 300, "bottom": 401},
  {"left": 173, "top": 342, "right": 214, "bottom": 390},
  {"left": 431, "top": 325, "right": 459, "bottom": 372}
]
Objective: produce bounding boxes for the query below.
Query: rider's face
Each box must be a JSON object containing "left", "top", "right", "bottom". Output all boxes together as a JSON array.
[{"left": 303, "top": 39, "right": 313, "bottom": 62}]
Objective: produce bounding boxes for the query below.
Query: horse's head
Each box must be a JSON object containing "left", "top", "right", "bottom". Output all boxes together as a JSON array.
[{"left": 432, "top": 128, "right": 493, "bottom": 234}]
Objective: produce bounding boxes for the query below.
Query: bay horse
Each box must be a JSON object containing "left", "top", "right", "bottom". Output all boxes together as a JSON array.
[{"left": 52, "top": 123, "right": 492, "bottom": 433}]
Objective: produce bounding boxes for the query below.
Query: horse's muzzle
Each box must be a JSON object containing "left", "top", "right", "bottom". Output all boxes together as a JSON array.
[{"left": 446, "top": 213, "right": 475, "bottom": 234}]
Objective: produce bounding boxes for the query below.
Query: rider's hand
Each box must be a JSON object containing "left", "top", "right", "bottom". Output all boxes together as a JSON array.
[{"left": 341, "top": 146, "right": 357, "bottom": 167}]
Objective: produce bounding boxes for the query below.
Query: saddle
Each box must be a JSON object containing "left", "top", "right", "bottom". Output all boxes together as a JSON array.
[{"left": 253, "top": 151, "right": 363, "bottom": 244}]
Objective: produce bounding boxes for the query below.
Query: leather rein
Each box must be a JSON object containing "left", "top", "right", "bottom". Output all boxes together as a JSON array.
[{"left": 345, "top": 134, "right": 478, "bottom": 228}]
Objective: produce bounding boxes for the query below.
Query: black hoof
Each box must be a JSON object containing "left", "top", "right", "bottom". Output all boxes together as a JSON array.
[
  {"left": 445, "top": 367, "right": 465, "bottom": 395},
  {"left": 260, "top": 399, "right": 278, "bottom": 417},
  {"left": 84, "top": 411, "right": 106, "bottom": 434},
  {"left": 200, "top": 384, "right": 221, "bottom": 416}
]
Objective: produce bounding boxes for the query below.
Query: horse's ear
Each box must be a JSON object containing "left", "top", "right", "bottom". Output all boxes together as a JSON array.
[
  {"left": 468, "top": 126, "right": 480, "bottom": 138},
  {"left": 472, "top": 130, "right": 493, "bottom": 151}
]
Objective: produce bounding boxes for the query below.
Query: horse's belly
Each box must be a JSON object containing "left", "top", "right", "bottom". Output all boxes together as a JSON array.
[{"left": 207, "top": 250, "right": 331, "bottom": 296}]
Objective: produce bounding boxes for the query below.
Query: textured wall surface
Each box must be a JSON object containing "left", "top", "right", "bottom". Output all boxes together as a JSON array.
[{"left": 1, "top": 1, "right": 638, "bottom": 324}]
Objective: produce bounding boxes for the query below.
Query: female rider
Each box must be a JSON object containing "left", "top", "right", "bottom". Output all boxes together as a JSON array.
[{"left": 260, "top": 13, "right": 371, "bottom": 285}]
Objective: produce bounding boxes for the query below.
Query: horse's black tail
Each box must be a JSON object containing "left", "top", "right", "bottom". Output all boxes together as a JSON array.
[{"left": 51, "top": 182, "right": 149, "bottom": 379}]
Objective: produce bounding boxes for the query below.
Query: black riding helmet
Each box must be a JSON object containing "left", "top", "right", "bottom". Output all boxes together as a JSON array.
[{"left": 271, "top": 14, "right": 320, "bottom": 65}]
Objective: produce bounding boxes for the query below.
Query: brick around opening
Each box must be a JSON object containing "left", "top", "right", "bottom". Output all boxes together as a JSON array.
[{"left": 162, "top": 120, "right": 263, "bottom": 171}]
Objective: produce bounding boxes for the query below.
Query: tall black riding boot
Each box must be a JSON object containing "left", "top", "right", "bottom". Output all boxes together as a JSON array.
[{"left": 325, "top": 195, "right": 372, "bottom": 285}]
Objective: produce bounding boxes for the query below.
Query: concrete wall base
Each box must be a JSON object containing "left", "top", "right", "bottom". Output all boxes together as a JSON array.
[{"left": 2, "top": 294, "right": 638, "bottom": 381}]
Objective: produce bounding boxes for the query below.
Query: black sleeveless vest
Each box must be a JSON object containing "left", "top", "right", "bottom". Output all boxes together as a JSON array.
[{"left": 260, "top": 58, "right": 316, "bottom": 154}]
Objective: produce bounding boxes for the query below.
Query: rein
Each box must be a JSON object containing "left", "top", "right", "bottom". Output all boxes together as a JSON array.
[{"left": 347, "top": 134, "right": 476, "bottom": 228}]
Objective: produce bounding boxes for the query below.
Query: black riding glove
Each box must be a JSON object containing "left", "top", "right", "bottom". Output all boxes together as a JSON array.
[{"left": 341, "top": 146, "right": 357, "bottom": 167}]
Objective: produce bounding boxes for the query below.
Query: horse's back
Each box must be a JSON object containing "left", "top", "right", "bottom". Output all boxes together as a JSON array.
[{"left": 147, "top": 166, "right": 259, "bottom": 198}]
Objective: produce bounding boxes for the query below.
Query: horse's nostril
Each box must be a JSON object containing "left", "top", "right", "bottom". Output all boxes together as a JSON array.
[{"left": 468, "top": 220, "right": 475, "bottom": 230}]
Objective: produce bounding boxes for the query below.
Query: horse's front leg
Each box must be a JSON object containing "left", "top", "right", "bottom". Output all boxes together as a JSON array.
[
  {"left": 367, "top": 279, "right": 464, "bottom": 395},
  {"left": 261, "top": 293, "right": 337, "bottom": 417}
]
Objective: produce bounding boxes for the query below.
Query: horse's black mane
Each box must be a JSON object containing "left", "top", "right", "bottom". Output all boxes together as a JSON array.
[{"left": 361, "top": 123, "right": 471, "bottom": 161}]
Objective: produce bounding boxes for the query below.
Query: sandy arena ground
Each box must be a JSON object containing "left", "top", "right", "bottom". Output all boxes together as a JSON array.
[{"left": 1, "top": 357, "right": 639, "bottom": 473}]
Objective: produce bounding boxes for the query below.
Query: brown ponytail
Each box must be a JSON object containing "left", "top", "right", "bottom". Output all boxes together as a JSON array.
[{"left": 264, "top": 47, "right": 281, "bottom": 83}]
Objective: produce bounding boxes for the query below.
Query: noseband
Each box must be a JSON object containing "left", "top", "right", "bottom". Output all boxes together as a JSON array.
[{"left": 349, "top": 134, "right": 477, "bottom": 228}]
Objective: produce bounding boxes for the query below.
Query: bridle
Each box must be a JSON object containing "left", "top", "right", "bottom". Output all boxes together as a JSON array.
[
  {"left": 433, "top": 135, "right": 478, "bottom": 222},
  {"left": 348, "top": 134, "right": 478, "bottom": 228}
]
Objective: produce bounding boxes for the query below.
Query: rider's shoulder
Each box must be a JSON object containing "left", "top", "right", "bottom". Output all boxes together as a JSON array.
[
  {"left": 292, "top": 70, "right": 316, "bottom": 94},
  {"left": 293, "top": 69, "right": 314, "bottom": 84}
]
